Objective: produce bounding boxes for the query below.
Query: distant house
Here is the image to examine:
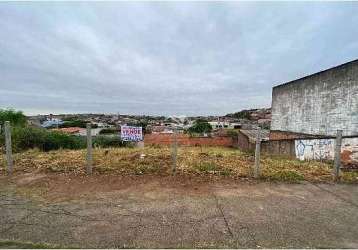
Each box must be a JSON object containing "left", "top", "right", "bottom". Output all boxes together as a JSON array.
[
  {"left": 41, "top": 118, "right": 64, "bottom": 128},
  {"left": 209, "top": 121, "right": 241, "bottom": 129},
  {"left": 208, "top": 121, "right": 228, "bottom": 129}
]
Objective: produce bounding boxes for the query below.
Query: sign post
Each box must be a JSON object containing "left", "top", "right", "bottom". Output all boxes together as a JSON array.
[{"left": 121, "top": 125, "right": 144, "bottom": 158}]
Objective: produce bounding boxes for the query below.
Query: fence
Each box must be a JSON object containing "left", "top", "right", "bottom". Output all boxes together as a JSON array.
[
  {"left": 246, "top": 129, "right": 354, "bottom": 181},
  {"left": 1, "top": 121, "right": 352, "bottom": 181},
  {"left": 263, "top": 134, "right": 358, "bottom": 167}
]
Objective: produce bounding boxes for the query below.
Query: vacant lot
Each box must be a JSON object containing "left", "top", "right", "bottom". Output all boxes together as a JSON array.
[{"left": 1, "top": 146, "right": 357, "bottom": 183}]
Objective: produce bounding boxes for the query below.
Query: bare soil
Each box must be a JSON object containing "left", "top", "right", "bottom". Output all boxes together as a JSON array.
[{"left": 0, "top": 172, "right": 358, "bottom": 248}]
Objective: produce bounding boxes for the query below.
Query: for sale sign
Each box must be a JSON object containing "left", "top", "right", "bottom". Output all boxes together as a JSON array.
[{"left": 121, "top": 126, "right": 143, "bottom": 141}]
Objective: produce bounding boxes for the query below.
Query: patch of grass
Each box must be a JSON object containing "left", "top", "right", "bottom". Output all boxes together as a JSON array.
[
  {"left": 135, "top": 162, "right": 162, "bottom": 175},
  {"left": 215, "top": 153, "right": 224, "bottom": 158},
  {"left": 195, "top": 162, "right": 218, "bottom": 173},
  {"left": 0, "top": 239, "right": 64, "bottom": 249},
  {"left": 193, "top": 161, "right": 232, "bottom": 176},
  {"left": 266, "top": 170, "right": 305, "bottom": 183},
  {"left": 341, "top": 171, "right": 358, "bottom": 183},
  {"left": 220, "top": 168, "right": 233, "bottom": 176}
]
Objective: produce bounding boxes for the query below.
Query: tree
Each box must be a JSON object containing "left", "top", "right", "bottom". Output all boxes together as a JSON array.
[
  {"left": 188, "top": 119, "right": 212, "bottom": 134},
  {"left": 0, "top": 109, "right": 27, "bottom": 127}
]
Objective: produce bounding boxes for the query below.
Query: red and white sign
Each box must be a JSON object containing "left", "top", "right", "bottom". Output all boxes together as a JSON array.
[{"left": 121, "top": 126, "right": 143, "bottom": 141}]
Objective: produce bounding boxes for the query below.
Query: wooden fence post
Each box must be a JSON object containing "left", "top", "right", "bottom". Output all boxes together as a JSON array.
[
  {"left": 86, "top": 123, "right": 93, "bottom": 174},
  {"left": 4, "top": 121, "right": 13, "bottom": 174},
  {"left": 333, "top": 130, "right": 343, "bottom": 181},
  {"left": 254, "top": 128, "right": 261, "bottom": 178},
  {"left": 171, "top": 127, "right": 177, "bottom": 175}
]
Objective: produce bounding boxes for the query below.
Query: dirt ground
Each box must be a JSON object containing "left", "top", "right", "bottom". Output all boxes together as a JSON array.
[{"left": 0, "top": 173, "right": 358, "bottom": 248}]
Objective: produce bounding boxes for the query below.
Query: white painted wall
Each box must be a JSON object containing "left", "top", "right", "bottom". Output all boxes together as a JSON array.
[{"left": 295, "top": 138, "right": 358, "bottom": 164}]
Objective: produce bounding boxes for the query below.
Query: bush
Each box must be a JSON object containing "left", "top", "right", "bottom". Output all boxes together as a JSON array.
[
  {"left": 1, "top": 126, "right": 86, "bottom": 152},
  {"left": 0, "top": 122, "right": 131, "bottom": 152},
  {"left": 188, "top": 119, "right": 212, "bottom": 134},
  {"left": 42, "top": 130, "right": 86, "bottom": 151},
  {"left": 0, "top": 109, "right": 27, "bottom": 128}
]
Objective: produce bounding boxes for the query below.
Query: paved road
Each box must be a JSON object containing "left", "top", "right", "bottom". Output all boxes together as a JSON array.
[{"left": 0, "top": 176, "right": 357, "bottom": 248}]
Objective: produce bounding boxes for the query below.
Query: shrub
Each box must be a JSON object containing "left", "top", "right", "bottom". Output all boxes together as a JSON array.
[
  {"left": 0, "top": 109, "right": 27, "bottom": 128},
  {"left": 42, "top": 131, "right": 85, "bottom": 151},
  {"left": 1, "top": 126, "right": 86, "bottom": 152},
  {"left": 188, "top": 119, "right": 212, "bottom": 134}
]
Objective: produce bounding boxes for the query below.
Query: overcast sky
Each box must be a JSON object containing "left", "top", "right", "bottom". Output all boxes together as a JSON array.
[{"left": 1, "top": 2, "right": 358, "bottom": 116}]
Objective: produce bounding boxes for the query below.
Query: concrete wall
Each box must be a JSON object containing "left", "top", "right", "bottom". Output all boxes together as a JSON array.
[
  {"left": 271, "top": 60, "right": 358, "bottom": 137},
  {"left": 237, "top": 132, "right": 254, "bottom": 152},
  {"left": 262, "top": 140, "right": 296, "bottom": 157},
  {"left": 295, "top": 138, "right": 358, "bottom": 166},
  {"left": 144, "top": 134, "right": 236, "bottom": 147}
]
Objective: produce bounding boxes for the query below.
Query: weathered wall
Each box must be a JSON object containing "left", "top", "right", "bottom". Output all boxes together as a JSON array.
[
  {"left": 271, "top": 60, "right": 358, "bottom": 137},
  {"left": 144, "top": 134, "right": 236, "bottom": 147},
  {"left": 269, "top": 130, "right": 321, "bottom": 140},
  {"left": 295, "top": 138, "right": 358, "bottom": 166},
  {"left": 237, "top": 132, "right": 254, "bottom": 152},
  {"left": 262, "top": 140, "right": 296, "bottom": 157}
]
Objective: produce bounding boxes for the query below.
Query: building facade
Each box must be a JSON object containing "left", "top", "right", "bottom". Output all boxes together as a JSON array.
[
  {"left": 271, "top": 59, "right": 358, "bottom": 137},
  {"left": 270, "top": 60, "right": 358, "bottom": 166}
]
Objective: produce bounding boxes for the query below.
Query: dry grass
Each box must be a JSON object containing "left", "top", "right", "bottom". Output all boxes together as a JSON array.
[{"left": 0, "top": 146, "right": 357, "bottom": 183}]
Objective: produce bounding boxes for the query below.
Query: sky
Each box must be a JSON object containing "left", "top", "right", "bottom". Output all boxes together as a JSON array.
[{"left": 1, "top": 2, "right": 358, "bottom": 116}]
